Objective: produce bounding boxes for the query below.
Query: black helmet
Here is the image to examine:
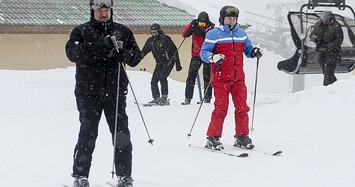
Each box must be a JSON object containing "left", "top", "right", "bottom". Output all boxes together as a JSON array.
[
  {"left": 320, "top": 11, "right": 334, "bottom": 22},
  {"left": 90, "top": 0, "right": 113, "bottom": 10},
  {"left": 219, "top": 5, "right": 239, "bottom": 24},
  {"left": 150, "top": 23, "right": 161, "bottom": 30},
  {"left": 198, "top": 11, "right": 210, "bottom": 22}
]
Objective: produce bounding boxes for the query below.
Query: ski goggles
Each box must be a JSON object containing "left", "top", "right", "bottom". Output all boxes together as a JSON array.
[
  {"left": 91, "top": 0, "right": 113, "bottom": 10},
  {"left": 225, "top": 6, "right": 239, "bottom": 17},
  {"left": 198, "top": 22, "right": 206, "bottom": 27}
]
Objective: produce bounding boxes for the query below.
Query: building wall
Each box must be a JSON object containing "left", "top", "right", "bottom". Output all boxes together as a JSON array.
[{"left": 0, "top": 34, "right": 193, "bottom": 82}]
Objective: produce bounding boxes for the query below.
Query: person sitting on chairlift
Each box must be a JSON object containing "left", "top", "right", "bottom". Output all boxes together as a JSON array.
[{"left": 310, "top": 11, "right": 344, "bottom": 86}]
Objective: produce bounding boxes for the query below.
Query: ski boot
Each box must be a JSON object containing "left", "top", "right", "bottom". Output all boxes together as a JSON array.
[
  {"left": 181, "top": 98, "right": 191, "bottom": 105},
  {"left": 204, "top": 97, "right": 211, "bottom": 103},
  {"left": 157, "top": 95, "right": 170, "bottom": 106},
  {"left": 234, "top": 135, "right": 255, "bottom": 149},
  {"left": 205, "top": 136, "right": 224, "bottom": 150},
  {"left": 73, "top": 176, "right": 90, "bottom": 187},
  {"left": 148, "top": 97, "right": 159, "bottom": 104},
  {"left": 117, "top": 176, "right": 133, "bottom": 187}
]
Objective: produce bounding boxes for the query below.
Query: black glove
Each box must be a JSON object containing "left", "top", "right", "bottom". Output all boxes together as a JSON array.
[
  {"left": 206, "top": 23, "right": 214, "bottom": 32},
  {"left": 317, "top": 45, "right": 327, "bottom": 52},
  {"left": 191, "top": 19, "right": 199, "bottom": 29},
  {"left": 310, "top": 35, "right": 318, "bottom": 43},
  {"left": 252, "top": 47, "right": 262, "bottom": 58},
  {"left": 104, "top": 36, "right": 125, "bottom": 55},
  {"left": 176, "top": 64, "right": 182, "bottom": 71},
  {"left": 189, "top": 19, "right": 200, "bottom": 33},
  {"left": 103, "top": 35, "right": 116, "bottom": 49},
  {"left": 121, "top": 48, "right": 133, "bottom": 61}
]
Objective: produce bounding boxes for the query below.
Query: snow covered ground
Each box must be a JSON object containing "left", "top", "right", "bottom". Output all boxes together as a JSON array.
[
  {"left": 1, "top": 66, "right": 355, "bottom": 187},
  {"left": 1, "top": 0, "right": 355, "bottom": 187}
]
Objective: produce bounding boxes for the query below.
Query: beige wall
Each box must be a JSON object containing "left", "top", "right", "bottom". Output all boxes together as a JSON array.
[{"left": 0, "top": 34, "right": 193, "bottom": 82}]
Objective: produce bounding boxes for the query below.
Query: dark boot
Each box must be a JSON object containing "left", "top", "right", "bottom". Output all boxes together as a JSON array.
[
  {"left": 73, "top": 176, "right": 90, "bottom": 187},
  {"left": 181, "top": 98, "right": 191, "bottom": 105},
  {"left": 234, "top": 135, "right": 254, "bottom": 149},
  {"left": 205, "top": 136, "right": 224, "bottom": 150}
]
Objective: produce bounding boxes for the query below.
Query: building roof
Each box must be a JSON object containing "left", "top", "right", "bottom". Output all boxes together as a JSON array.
[{"left": 0, "top": 0, "right": 194, "bottom": 34}]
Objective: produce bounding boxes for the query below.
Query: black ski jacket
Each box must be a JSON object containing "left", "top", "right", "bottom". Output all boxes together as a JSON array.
[
  {"left": 310, "top": 19, "right": 344, "bottom": 64},
  {"left": 141, "top": 33, "right": 181, "bottom": 68},
  {"left": 65, "top": 19, "right": 141, "bottom": 96}
]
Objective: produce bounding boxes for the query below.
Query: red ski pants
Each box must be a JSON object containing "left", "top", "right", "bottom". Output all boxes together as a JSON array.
[{"left": 207, "top": 80, "right": 250, "bottom": 138}]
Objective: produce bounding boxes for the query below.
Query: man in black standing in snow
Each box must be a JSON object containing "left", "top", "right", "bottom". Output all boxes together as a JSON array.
[
  {"left": 65, "top": 0, "right": 141, "bottom": 186},
  {"left": 141, "top": 23, "right": 182, "bottom": 105},
  {"left": 310, "top": 11, "right": 343, "bottom": 86}
]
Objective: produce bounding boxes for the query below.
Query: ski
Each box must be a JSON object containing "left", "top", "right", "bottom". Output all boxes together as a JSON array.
[
  {"left": 181, "top": 102, "right": 202, "bottom": 105},
  {"left": 252, "top": 149, "right": 282, "bottom": 156},
  {"left": 197, "top": 101, "right": 211, "bottom": 104},
  {"left": 133, "top": 102, "right": 160, "bottom": 107},
  {"left": 106, "top": 182, "right": 115, "bottom": 187},
  {"left": 143, "top": 103, "right": 160, "bottom": 107},
  {"left": 233, "top": 146, "right": 282, "bottom": 156},
  {"left": 189, "top": 144, "right": 249, "bottom": 158},
  {"left": 134, "top": 101, "right": 170, "bottom": 107}
]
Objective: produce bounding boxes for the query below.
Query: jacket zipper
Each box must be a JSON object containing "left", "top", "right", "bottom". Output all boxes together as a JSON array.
[
  {"left": 231, "top": 31, "right": 237, "bottom": 81},
  {"left": 102, "top": 24, "right": 108, "bottom": 96}
]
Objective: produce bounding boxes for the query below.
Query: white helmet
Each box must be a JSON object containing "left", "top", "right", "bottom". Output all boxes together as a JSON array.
[{"left": 90, "top": 0, "right": 113, "bottom": 10}]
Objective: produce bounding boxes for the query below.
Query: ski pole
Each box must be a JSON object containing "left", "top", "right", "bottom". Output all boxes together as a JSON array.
[
  {"left": 187, "top": 64, "right": 218, "bottom": 138},
  {"left": 174, "top": 23, "right": 194, "bottom": 55},
  {"left": 122, "top": 67, "right": 154, "bottom": 145},
  {"left": 167, "top": 36, "right": 187, "bottom": 66},
  {"left": 187, "top": 79, "right": 212, "bottom": 138},
  {"left": 167, "top": 24, "right": 194, "bottom": 66},
  {"left": 111, "top": 61, "right": 121, "bottom": 178},
  {"left": 176, "top": 36, "right": 188, "bottom": 52},
  {"left": 111, "top": 36, "right": 154, "bottom": 145},
  {"left": 196, "top": 72, "right": 203, "bottom": 103},
  {"left": 250, "top": 56, "right": 260, "bottom": 132}
]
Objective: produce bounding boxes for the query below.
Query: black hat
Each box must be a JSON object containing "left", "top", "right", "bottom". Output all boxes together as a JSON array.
[
  {"left": 150, "top": 23, "right": 161, "bottom": 30},
  {"left": 198, "top": 11, "right": 210, "bottom": 22},
  {"left": 219, "top": 5, "right": 239, "bottom": 24}
]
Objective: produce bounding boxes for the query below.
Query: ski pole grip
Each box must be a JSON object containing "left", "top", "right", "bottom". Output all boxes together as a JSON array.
[{"left": 111, "top": 36, "right": 120, "bottom": 53}]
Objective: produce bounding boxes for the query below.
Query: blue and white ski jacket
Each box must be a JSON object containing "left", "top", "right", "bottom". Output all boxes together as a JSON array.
[{"left": 200, "top": 24, "right": 255, "bottom": 82}]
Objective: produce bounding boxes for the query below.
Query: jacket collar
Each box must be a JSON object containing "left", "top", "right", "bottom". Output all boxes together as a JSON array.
[{"left": 217, "top": 24, "right": 240, "bottom": 32}]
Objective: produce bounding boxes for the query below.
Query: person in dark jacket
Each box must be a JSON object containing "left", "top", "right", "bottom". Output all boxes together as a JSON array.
[
  {"left": 181, "top": 12, "right": 215, "bottom": 105},
  {"left": 310, "top": 11, "right": 344, "bottom": 86},
  {"left": 141, "top": 23, "right": 182, "bottom": 105},
  {"left": 65, "top": 0, "right": 141, "bottom": 186}
]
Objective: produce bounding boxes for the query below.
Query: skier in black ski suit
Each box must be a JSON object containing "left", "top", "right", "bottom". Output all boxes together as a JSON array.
[
  {"left": 310, "top": 11, "right": 344, "bottom": 86},
  {"left": 65, "top": 0, "right": 141, "bottom": 186},
  {"left": 141, "top": 23, "right": 182, "bottom": 105}
]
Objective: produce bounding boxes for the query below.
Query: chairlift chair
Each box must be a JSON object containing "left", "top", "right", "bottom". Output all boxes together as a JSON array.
[{"left": 277, "top": 0, "right": 355, "bottom": 74}]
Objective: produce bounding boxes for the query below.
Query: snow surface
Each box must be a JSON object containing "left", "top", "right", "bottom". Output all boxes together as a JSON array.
[
  {"left": 2, "top": 67, "right": 355, "bottom": 187},
  {"left": 1, "top": 0, "right": 355, "bottom": 187}
]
